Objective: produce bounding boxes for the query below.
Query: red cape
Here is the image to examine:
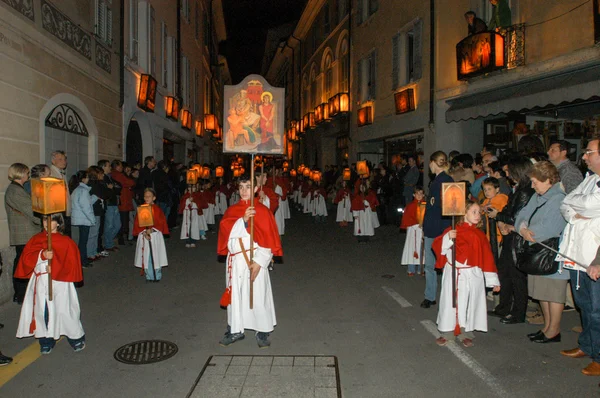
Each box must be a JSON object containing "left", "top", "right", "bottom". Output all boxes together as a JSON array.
[
  {"left": 432, "top": 223, "right": 497, "bottom": 272},
  {"left": 400, "top": 199, "right": 420, "bottom": 229},
  {"left": 366, "top": 190, "right": 379, "bottom": 210},
  {"left": 192, "top": 191, "right": 209, "bottom": 209},
  {"left": 178, "top": 192, "right": 203, "bottom": 215},
  {"left": 334, "top": 188, "right": 350, "bottom": 204},
  {"left": 217, "top": 200, "right": 283, "bottom": 256},
  {"left": 133, "top": 203, "right": 169, "bottom": 235},
  {"left": 15, "top": 232, "right": 83, "bottom": 282},
  {"left": 351, "top": 194, "right": 366, "bottom": 211}
]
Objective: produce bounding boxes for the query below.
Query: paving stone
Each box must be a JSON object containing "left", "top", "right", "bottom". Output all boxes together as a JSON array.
[
  {"left": 315, "top": 366, "right": 336, "bottom": 377},
  {"left": 210, "top": 356, "right": 233, "bottom": 366},
  {"left": 204, "top": 364, "right": 228, "bottom": 376},
  {"left": 293, "top": 356, "right": 315, "bottom": 366},
  {"left": 272, "top": 356, "right": 294, "bottom": 366},
  {"left": 315, "top": 376, "right": 337, "bottom": 388},
  {"left": 270, "top": 366, "right": 293, "bottom": 376},
  {"left": 248, "top": 365, "right": 271, "bottom": 376},
  {"left": 231, "top": 356, "right": 253, "bottom": 366},
  {"left": 191, "top": 385, "right": 242, "bottom": 398},
  {"left": 197, "top": 374, "right": 225, "bottom": 387},
  {"left": 315, "top": 387, "right": 338, "bottom": 398},
  {"left": 292, "top": 366, "right": 315, "bottom": 377},
  {"left": 315, "top": 356, "right": 335, "bottom": 367},
  {"left": 243, "top": 375, "right": 272, "bottom": 387},
  {"left": 223, "top": 374, "right": 247, "bottom": 387},
  {"left": 226, "top": 365, "right": 250, "bottom": 376},
  {"left": 251, "top": 356, "right": 274, "bottom": 366}
]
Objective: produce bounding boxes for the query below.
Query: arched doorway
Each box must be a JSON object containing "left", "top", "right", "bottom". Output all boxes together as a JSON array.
[{"left": 126, "top": 119, "right": 143, "bottom": 166}]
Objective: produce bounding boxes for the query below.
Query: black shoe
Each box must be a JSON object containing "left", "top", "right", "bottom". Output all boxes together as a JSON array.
[
  {"left": 420, "top": 299, "right": 437, "bottom": 309},
  {"left": 488, "top": 310, "right": 506, "bottom": 318},
  {"left": 532, "top": 333, "right": 561, "bottom": 344},
  {"left": 527, "top": 330, "right": 544, "bottom": 340},
  {"left": 0, "top": 352, "right": 13, "bottom": 366},
  {"left": 500, "top": 315, "right": 524, "bottom": 324},
  {"left": 82, "top": 262, "right": 94, "bottom": 268},
  {"left": 0, "top": 323, "right": 4, "bottom": 329}
]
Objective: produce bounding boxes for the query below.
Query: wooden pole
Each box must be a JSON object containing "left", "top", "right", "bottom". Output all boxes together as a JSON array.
[
  {"left": 46, "top": 214, "right": 53, "bottom": 301},
  {"left": 452, "top": 216, "right": 457, "bottom": 308},
  {"left": 249, "top": 154, "right": 255, "bottom": 309}
]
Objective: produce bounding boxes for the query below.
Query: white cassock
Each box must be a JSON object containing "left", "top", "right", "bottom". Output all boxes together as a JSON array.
[
  {"left": 273, "top": 186, "right": 285, "bottom": 235},
  {"left": 180, "top": 198, "right": 200, "bottom": 240},
  {"left": 336, "top": 195, "right": 353, "bottom": 223},
  {"left": 401, "top": 224, "right": 423, "bottom": 264},
  {"left": 353, "top": 201, "right": 375, "bottom": 236},
  {"left": 135, "top": 229, "right": 168, "bottom": 270},
  {"left": 303, "top": 192, "right": 312, "bottom": 213},
  {"left": 436, "top": 235, "right": 500, "bottom": 333},
  {"left": 312, "top": 193, "right": 328, "bottom": 217},
  {"left": 292, "top": 187, "right": 300, "bottom": 204},
  {"left": 281, "top": 195, "right": 291, "bottom": 220},
  {"left": 206, "top": 202, "right": 216, "bottom": 225},
  {"left": 230, "top": 192, "right": 240, "bottom": 206},
  {"left": 371, "top": 210, "right": 380, "bottom": 228},
  {"left": 198, "top": 210, "right": 208, "bottom": 232},
  {"left": 226, "top": 218, "right": 276, "bottom": 334},
  {"left": 216, "top": 191, "right": 228, "bottom": 215},
  {"left": 17, "top": 253, "right": 85, "bottom": 340}
]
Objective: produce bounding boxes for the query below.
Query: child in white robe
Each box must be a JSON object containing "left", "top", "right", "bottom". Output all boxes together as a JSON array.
[
  {"left": 400, "top": 187, "right": 425, "bottom": 276},
  {"left": 351, "top": 183, "right": 375, "bottom": 242},
  {"left": 179, "top": 186, "right": 200, "bottom": 247}
]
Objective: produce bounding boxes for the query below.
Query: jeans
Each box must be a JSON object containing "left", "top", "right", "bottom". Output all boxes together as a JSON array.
[
  {"left": 570, "top": 269, "right": 600, "bottom": 362},
  {"left": 424, "top": 237, "right": 437, "bottom": 301},
  {"left": 13, "top": 244, "right": 27, "bottom": 302},
  {"left": 103, "top": 206, "right": 121, "bottom": 249},
  {"left": 119, "top": 211, "right": 130, "bottom": 242},
  {"left": 87, "top": 216, "right": 101, "bottom": 257},
  {"left": 408, "top": 264, "right": 418, "bottom": 274},
  {"left": 144, "top": 250, "right": 162, "bottom": 281},
  {"left": 75, "top": 225, "right": 90, "bottom": 265},
  {"left": 39, "top": 302, "right": 85, "bottom": 350}
]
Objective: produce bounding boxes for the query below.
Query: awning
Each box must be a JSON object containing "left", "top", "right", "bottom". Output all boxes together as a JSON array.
[{"left": 446, "top": 64, "right": 600, "bottom": 123}]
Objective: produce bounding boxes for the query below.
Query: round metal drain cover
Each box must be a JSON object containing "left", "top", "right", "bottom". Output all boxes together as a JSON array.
[{"left": 114, "top": 340, "right": 178, "bottom": 365}]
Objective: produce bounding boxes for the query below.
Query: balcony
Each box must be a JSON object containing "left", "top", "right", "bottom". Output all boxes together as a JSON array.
[{"left": 456, "top": 24, "right": 525, "bottom": 80}]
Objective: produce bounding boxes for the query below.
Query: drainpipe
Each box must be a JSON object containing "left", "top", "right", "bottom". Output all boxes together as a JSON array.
[
  {"left": 347, "top": 0, "right": 352, "bottom": 164},
  {"left": 176, "top": 0, "right": 182, "bottom": 101},
  {"left": 119, "top": 0, "right": 124, "bottom": 108},
  {"left": 428, "top": 0, "right": 435, "bottom": 125}
]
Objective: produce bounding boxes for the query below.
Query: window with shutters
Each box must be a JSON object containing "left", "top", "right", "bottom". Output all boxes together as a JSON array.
[
  {"left": 182, "top": 0, "right": 190, "bottom": 22},
  {"left": 339, "top": 38, "right": 349, "bottom": 92},
  {"left": 391, "top": 18, "right": 423, "bottom": 89},
  {"left": 204, "top": 77, "right": 211, "bottom": 113},
  {"left": 161, "top": 22, "right": 168, "bottom": 87},
  {"left": 358, "top": 51, "right": 377, "bottom": 103},
  {"left": 357, "top": 0, "right": 378, "bottom": 25},
  {"left": 166, "top": 36, "right": 175, "bottom": 92},
  {"left": 129, "top": 0, "right": 139, "bottom": 62},
  {"left": 95, "top": 0, "right": 113, "bottom": 46},
  {"left": 323, "top": 53, "right": 333, "bottom": 102}
]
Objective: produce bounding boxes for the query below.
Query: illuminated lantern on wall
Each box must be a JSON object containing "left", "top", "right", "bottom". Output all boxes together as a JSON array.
[
  {"left": 339, "top": 92, "right": 349, "bottom": 113},
  {"left": 287, "top": 142, "right": 293, "bottom": 159},
  {"left": 288, "top": 126, "right": 297, "bottom": 141},
  {"left": 314, "top": 105, "right": 323, "bottom": 124},
  {"left": 357, "top": 106, "right": 373, "bottom": 127},
  {"left": 330, "top": 92, "right": 350, "bottom": 117},
  {"left": 137, "top": 74, "right": 157, "bottom": 112},
  {"left": 181, "top": 109, "right": 192, "bottom": 130},
  {"left": 215, "top": 166, "right": 224, "bottom": 178},
  {"left": 456, "top": 31, "right": 506, "bottom": 80},
  {"left": 195, "top": 120, "right": 203, "bottom": 137},
  {"left": 394, "top": 88, "right": 416, "bottom": 114},
  {"left": 165, "top": 96, "right": 180, "bottom": 120},
  {"left": 204, "top": 114, "right": 217, "bottom": 132},
  {"left": 356, "top": 160, "right": 369, "bottom": 176},
  {"left": 299, "top": 118, "right": 305, "bottom": 133},
  {"left": 31, "top": 178, "right": 67, "bottom": 214},
  {"left": 343, "top": 168, "right": 351, "bottom": 181},
  {"left": 186, "top": 170, "right": 198, "bottom": 185},
  {"left": 137, "top": 204, "right": 155, "bottom": 228}
]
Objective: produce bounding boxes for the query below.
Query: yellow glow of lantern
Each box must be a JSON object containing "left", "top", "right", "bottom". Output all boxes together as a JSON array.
[
  {"left": 195, "top": 120, "right": 203, "bottom": 137},
  {"left": 290, "top": 169, "right": 297, "bottom": 177},
  {"left": 181, "top": 109, "right": 192, "bottom": 130},
  {"left": 201, "top": 167, "right": 210, "bottom": 179},
  {"left": 416, "top": 201, "right": 427, "bottom": 226},
  {"left": 356, "top": 160, "right": 369, "bottom": 176},
  {"left": 137, "top": 204, "right": 155, "bottom": 228},
  {"left": 343, "top": 168, "right": 351, "bottom": 181},
  {"left": 303, "top": 168, "right": 310, "bottom": 177},
  {"left": 357, "top": 106, "right": 373, "bottom": 127},
  {"left": 137, "top": 74, "right": 157, "bottom": 112},
  {"left": 186, "top": 170, "right": 198, "bottom": 185},
  {"left": 31, "top": 177, "right": 67, "bottom": 214},
  {"left": 215, "top": 166, "right": 224, "bottom": 178},
  {"left": 204, "top": 114, "right": 217, "bottom": 131},
  {"left": 165, "top": 96, "right": 180, "bottom": 120}
]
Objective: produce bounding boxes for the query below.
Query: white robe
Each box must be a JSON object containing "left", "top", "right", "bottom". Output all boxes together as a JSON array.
[
  {"left": 353, "top": 201, "right": 375, "bottom": 236},
  {"left": 198, "top": 211, "right": 208, "bottom": 232},
  {"left": 312, "top": 193, "right": 328, "bottom": 217},
  {"left": 336, "top": 195, "right": 352, "bottom": 223},
  {"left": 135, "top": 228, "right": 168, "bottom": 270},
  {"left": 206, "top": 203, "right": 216, "bottom": 225},
  {"left": 371, "top": 210, "right": 380, "bottom": 228},
  {"left": 216, "top": 192, "right": 228, "bottom": 215},
  {"left": 180, "top": 198, "right": 200, "bottom": 240},
  {"left": 281, "top": 198, "right": 291, "bottom": 219},
  {"left": 401, "top": 224, "right": 423, "bottom": 265},
  {"left": 436, "top": 235, "right": 500, "bottom": 333},
  {"left": 230, "top": 192, "right": 240, "bottom": 206},
  {"left": 274, "top": 186, "right": 285, "bottom": 235},
  {"left": 303, "top": 192, "right": 312, "bottom": 213},
  {"left": 17, "top": 253, "right": 85, "bottom": 340},
  {"left": 226, "top": 218, "right": 276, "bottom": 334}
]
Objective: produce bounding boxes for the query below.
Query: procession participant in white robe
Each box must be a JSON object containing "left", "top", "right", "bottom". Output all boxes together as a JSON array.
[
  {"left": 302, "top": 180, "right": 313, "bottom": 214},
  {"left": 275, "top": 173, "right": 291, "bottom": 220},
  {"left": 178, "top": 188, "right": 200, "bottom": 247},
  {"left": 203, "top": 183, "right": 216, "bottom": 227},
  {"left": 366, "top": 186, "right": 380, "bottom": 229},
  {"left": 433, "top": 202, "right": 500, "bottom": 348},
  {"left": 133, "top": 189, "right": 169, "bottom": 282},
  {"left": 273, "top": 184, "right": 285, "bottom": 235},
  {"left": 312, "top": 185, "right": 328, "bottom": 223},
  {"left": 351, "top": 184, "right": 374, "bottom": 242},
  {"left": 216, "top": 183, "right": 229, "bottom": 215},
  {"left": 400, "top": 187, "right": 425, "bottom": 276},
  {"left": 217, "top": 176, "right": 282, "bottom": 348},
  {"left": 334, "top": 182, "right": 353, "bottom": 227},
  {"left": 192, "top": 185, "right": 209, "bottom": 241},
  {"left": 15, "top": 214, "right": 86, "bottom": 354}
]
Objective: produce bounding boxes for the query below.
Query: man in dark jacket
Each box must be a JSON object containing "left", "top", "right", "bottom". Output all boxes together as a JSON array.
[
  {"left": 465, "top": 11, "right": 487, "bottom": 35},
  {"left": 99, "top": 160, "right": 121, "bottom": 252},
  {"left": 152, "top": 160, "right": 172, "bottom": 222},
  {"left": 138, "top": 156, "right": 156, "bottom": 190}
]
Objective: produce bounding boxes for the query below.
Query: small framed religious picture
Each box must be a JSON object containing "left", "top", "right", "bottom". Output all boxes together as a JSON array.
[{"left": 441, "top": 182, "right": 467, "bottom": 217}]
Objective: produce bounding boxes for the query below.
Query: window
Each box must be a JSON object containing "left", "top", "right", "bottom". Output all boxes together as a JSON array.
[
  {"left": 391, "top": 19, "right": 423, "bottom": 89},
  {"left": 357, "top": 0, "right": 378, "bottom": 24},
  {"left": 357, "top": 51, "right": 377, "bottom": 103},
  {"left": 161, "top": 22, "right": 168, "bottom": 87},
  {"left": 138, "top": 2, "right": 156, "bottom": 75},
  {"left": 323, "top": 53, "right": 333, "bottom": 102},
  {"left": 302, "top": 74, "right": 308, "bottom": 113},
  {"left": 339, "top": 38, "right": 349, "bottom": 92},
  {"left": 310, "top": 66, "right": 317, "bottom": 109},
  {"left": 181, "top": 0, "right": 190, "bottom": 21},
  {"left": 195, "top": 2, "right": 200, "bottom": 40},
  {"left": 129, "top": 0, "right": 138, "bottom": 61},
  {"left": 95, "top": 0, "right": 113, "bottom": 46},
  {"left": 203, "top": 10, "right": 210, "bottom": 47},
  {"left": 166, "top": 36, "right": 176, "bottom": 92},
  {"left": 182, "top": 55, "right": 190, "bottom": 107},
  {"left": 204, "top": 78, "right": 211, "bottom": 113}
]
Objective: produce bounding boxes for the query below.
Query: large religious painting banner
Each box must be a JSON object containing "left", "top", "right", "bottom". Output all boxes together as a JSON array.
[
  {"left": 456, "top": 32, "right": 505, "bottom": 80},
  {"left": 223, "top": 74, "right": 285, "bottom": 155}
]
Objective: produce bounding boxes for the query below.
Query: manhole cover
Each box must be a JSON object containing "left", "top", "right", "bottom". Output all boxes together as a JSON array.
[{"left": 114, "top": 340, "right": 178, "bottom": 365}]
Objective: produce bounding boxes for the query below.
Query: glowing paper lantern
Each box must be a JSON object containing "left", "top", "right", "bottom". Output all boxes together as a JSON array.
[
  {"left": 215, "top": 166, "right": 224, "bottom": 178},
  {"left": 233, "top": 168, "right": 241, "bottom": 177},
  {"left": 137, "top": 204, "right": 155, "bottom": 228},
  {"left": 31, "top": 178, "right": 67, "bottom": 214},
  {"left": 394, "top": 88, "right": 416, "bottom": 114},
  {"left": 186, "top": 170, "right": 198, "bottom": 185},
  {"left": 290, "top": 170, "right": 297, "bottom": 177},
  {"left": 137, "top": 74, "right": 157, "bottom": 112},
  {"left": 303, "top": 168, "right": 310, "bottom": 177},
  {"left": 416, "top": 201, "right": 427, "bottom": 226},
  {"left": 201, "top": 167, "right": 210, "bottom": 179},
  {"left": 356, "top": 160, "right": 369, "bottom": 176},
  {"left": 181, "top": 109, "right": 192, "bottom": 130},
  {"left": 357, "top": 106, "right": 373, "bottom": 127},
  {"left": 165, "top": 96, "right": 180, "bottom": 120},
  {"left": 343, "top": 168, "right": 351, "bottom": 181}
]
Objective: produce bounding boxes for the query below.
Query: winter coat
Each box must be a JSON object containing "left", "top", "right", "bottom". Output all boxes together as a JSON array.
[
  {"left": 111, "top": 170, "right": 136, "bottom": 211},
  {"left": 5, "top": 181, "right": 41, "bottom": 246},
  {"left": 71, "top": 183, "right": 96, "bottom": 226}
]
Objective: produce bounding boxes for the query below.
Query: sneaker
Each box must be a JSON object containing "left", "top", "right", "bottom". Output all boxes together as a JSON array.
[
  {"left": 40, "top": 346, "right": 53, "bottom": 355},
  {"left": 190, "top": 243, "right": 196, "bottom": 248},
  {"left": 99, "top": 251, "right": 109, "bottom": 257},
  {"left": 256, "top": 332, "right": 271, "bottom": 348},
  {"left": 201, "top": 235, "right": 207, "bottom": 241},
  {"left": 185, "top": 244, "right": 191, "bottom": 248},
  {"left": 73, "top": 342, "right": 86, "bottom": 352},
  {"left": 219, "top": 332, "right": 245, "bottom": 347},
  {"left": 0, "top": 353, "right": 13, "bottom": 366}
]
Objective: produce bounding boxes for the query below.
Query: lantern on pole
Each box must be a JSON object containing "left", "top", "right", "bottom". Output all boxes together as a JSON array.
[
  {"left": 186, "top": 169, "right": 198, "bottom": 185},
  {"left": 290, "top": 169, "right": 297, "bottom": 177},
  {"left": 233, "top": 168, "right": 241, "bottom": 177},
  {"left": 31, "top": 177, "right": 68, "bottom": 302},
  {"left": 215, "top": 166, "right": 224, "bottom": 178},
  {"left": 137, "top": 204, "right": 155, "bottom": 228},
  {"left": 303, "top": 168, "right": 311, "bottom": 177},
  {"left": 343, "top": 168, "right": 351, "bottom": 181},
  {"left": 356, "top": 160, "right": 369, "bottom": 177},
  {"left": 201, "top": 167, "right": 211, "bottom": 179}
]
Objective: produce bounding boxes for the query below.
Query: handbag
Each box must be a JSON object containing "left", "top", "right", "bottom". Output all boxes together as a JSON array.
[{"left": 514, "top": 201, "right": 559, "bottom": 275}]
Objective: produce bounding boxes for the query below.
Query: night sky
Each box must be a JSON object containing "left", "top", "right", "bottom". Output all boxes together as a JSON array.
[{"left": 222, "top": 0, "right": 307, "bottom": 83}]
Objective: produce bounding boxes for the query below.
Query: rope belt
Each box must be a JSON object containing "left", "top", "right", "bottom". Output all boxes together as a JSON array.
[{"left": 29, "top": 269, "right": 48, "bottom": 334}]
